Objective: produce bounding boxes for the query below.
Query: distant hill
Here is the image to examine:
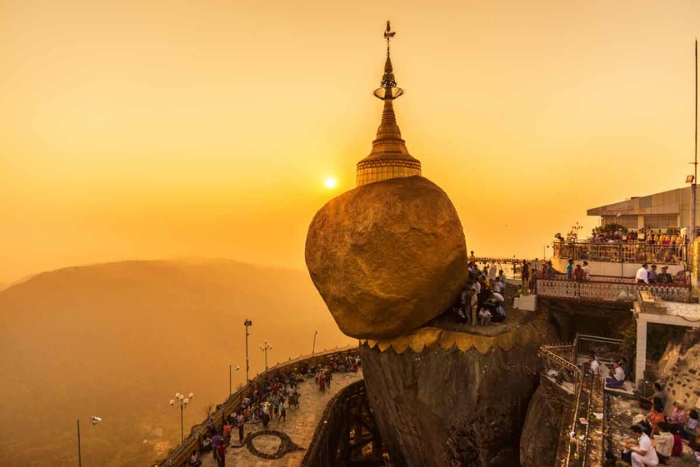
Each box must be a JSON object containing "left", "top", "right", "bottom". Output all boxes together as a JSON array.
[{"left": 0, "top": 260, "right": 351, "bottom": 467}]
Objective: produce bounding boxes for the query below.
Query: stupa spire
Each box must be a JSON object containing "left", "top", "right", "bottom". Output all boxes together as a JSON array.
[{"left": 356, "top": 21, "right": 422, "bottom": 187}]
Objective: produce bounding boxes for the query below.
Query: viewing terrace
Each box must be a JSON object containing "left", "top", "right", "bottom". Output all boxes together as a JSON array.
[{"left": 156, "top": 346, "right": 366, "bottom": 467}]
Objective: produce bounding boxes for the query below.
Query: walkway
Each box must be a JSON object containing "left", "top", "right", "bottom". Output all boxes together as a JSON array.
[{"left": 200, "top": 370, "right": 363, "bottom": 467}]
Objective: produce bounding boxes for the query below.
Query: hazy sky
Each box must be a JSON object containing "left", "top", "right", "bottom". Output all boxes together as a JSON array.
[{"left": 1, "top": 0, "right": 699, "bottom": 282}]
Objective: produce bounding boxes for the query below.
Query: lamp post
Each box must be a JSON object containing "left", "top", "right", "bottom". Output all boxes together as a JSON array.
[
  {"left": 229, "top": 364, "right": 240, "bottom": 396},
  {"left": 691, "top": 39, "right": 698, "bottom": 246},
  {"left": 244, "top": 319, "right": 252, "bottom": 383},
  {"left": 312, "top": 330, "right": 318, "bottom": 355},
  {"left": 77, "top": 416, "right": 102, "bottom": 467},
  {"left": 260, "top": 340, "right": 272, "bottom": 371},
  {"left": 169, "top": 392, "right": 194, "bottom": 442}
]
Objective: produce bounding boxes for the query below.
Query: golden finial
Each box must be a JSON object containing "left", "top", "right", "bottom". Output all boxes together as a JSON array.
[
  {"left": 374, "top": 20, "right": 403, "bottom": 101},
  {"left": 384, "top": 20, "right": 396, "bottom": 56}
]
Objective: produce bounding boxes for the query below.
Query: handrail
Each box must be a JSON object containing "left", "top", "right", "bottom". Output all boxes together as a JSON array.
[
  {"left": 537, "top": 277, "right": 690, "bottom": 303},
  {"left": 156, "top": 345, "right": 359, "bottom": 467},
  {"left": 552, "top": 241, "right": 686, "bottom": 266}
]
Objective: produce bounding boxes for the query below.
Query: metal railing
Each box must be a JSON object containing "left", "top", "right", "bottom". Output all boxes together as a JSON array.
[
  {"left": 576, "top": 334, "right": 624, "bottom": 364},
  {"left": 539, "top": 343, "right": 582, "bottom": 398},
  {"left": 537, "top": 277, "right": 690, "bottom": 302},
  {"left": 156, "top": 345, "right": 359, "bottom": 467},
  {"left": 553, "top": 242, "right": 686, "bottom": 265}
]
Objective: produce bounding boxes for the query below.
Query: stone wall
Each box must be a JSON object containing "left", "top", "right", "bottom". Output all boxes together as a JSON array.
[
  {"left": 358, "top": 315, "right": 558, "bottom": 467},
  {"left": 657, "top": 330, "right": 700, "bottom": 411}
]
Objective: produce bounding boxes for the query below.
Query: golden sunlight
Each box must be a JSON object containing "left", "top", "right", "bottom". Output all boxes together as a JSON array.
[{"left": 324, "top": 177, "right": 338, "bottom": 189}]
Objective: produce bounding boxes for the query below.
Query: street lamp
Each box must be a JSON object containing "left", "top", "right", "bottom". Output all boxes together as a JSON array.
[
  {"left": 229, "top": 364, "right": 240, "bottom": 396},
  {"left": 312, "top": 330, "right": 318, "bottom": 355},
  {"left": 169, "top": 392, "right": 194, "bottom": 442},
  {"left": 244, "top": 319, "right": 252, "bottom": 383},
  {"left": 77, "top": 416, "right": 102, "bottom": 467},
  {"left": 260, "top": 340, "right": 272, "bottom": 371}
]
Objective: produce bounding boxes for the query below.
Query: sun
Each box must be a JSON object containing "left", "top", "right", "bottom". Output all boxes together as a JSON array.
[{"left": 324, "top": 177, "right": 337, "bottom": 189}]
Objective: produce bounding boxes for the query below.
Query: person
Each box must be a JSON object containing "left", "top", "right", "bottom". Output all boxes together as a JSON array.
[
  {"left": 647, "top": 403, "right": 665, "bottom": 437},
  {"left": 589, "top": 355, "right": 601, "bottom": 375},
  {"left": 636, "top": 263, "right": 649, "bottom": 284},
  {"left": 261, "top": 403, "right": 270, "bottom": 428},
  {"left": 660, "top": 401, "right": 686, "bottom": 434},
  {"left": 657, "top": 266, "right": 673, "bottom": 284},
  {"left": 582, "top": 261, "right": 590, "bottom": 280},
  {"left": 478, "top": 307, "right": 492, "bottom": 326},
  {"left": 498, "top": 269, "right": 507, "bottom": 287},
  {"left": 573, "top": 264, "right": 585, "bottom": 281},
  {"left": 522, "top": 260, "right": 531, "bottom": 293},
  {"left": 621, "top": 424, "right": 659, "bottom": 467},
  {"left": 566, "top": 259, "right": 574, "bottom": 280},
  {"left": 488, "top": 263, "right": 497, "bottom": 287},
  {"left": 222, "top": 420, "right": 231, "bottom": 446},
  {"left": 469, "top": 250, "right": 476, "bottom": 263},
  {"left": 652, "top": 427, "right": 674, "bottom": 464},
  {"left": 650, "top": 382, "right": 665, "bottom": 409},
  {"left": 545, "top": 261, "right": 555, "bottom": 279},
  {"left": 606, "top": 361, "right": 625, "bottom": 389},
  {"left": 468, "top": 288, "right": 478, "bottom": 327},
  {"left": 279, "top": 399, "right": 287, "bottom": 421},
  {"left": 648, "top": 265, "right": 658, "bottom": 284},
  {"left": 493, "top": 276, "right": 503, "bottom": 295},
  {"left": 211, "top": 432, "right": 222, "bottom": 460},
  {"left": 236, "top": 412, "right": 245, "bottom": 443},
  {"left": 216, "top": 439, "right": 227, "bottom": 467},
  {"left": 460, "top": 286, "right": 469, "bottom": 322},
  {"left": 681, "top": 409, "right": 699, "bottom": 442},
  {"left": 189, "top": 450, "right": 202, "bottom": 467}
]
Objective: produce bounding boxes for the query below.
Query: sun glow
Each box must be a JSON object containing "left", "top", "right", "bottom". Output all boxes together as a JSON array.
[{"left": 324, "top": 177, "right": 337, "bottom": 189}]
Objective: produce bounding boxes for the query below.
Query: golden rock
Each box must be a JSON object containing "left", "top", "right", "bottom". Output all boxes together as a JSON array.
[{"left": 305, "top": 176, "right": 468, "bottom": 339}]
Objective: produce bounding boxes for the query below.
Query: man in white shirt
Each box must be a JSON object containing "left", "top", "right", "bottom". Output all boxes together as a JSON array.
[
  {"left": 589, "top": 355, "right": 600, "bottom": 375},
  {"left": 606, "top": 362, "right": 626, "bottom": 388},
  {"left": 622, "top": 424, "right": 659, "bottom": 467},
  {"left": 582, "top": 261, "right": 590, "bottom": 280},
  {"left": 636, "top": 263, "right": 649, "bottom": 284}
]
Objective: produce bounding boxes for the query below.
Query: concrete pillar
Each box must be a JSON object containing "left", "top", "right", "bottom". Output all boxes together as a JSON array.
[
  {"left": 638, "top": 215, "right": 645, "bottom": 230},
  {"left": 635, "top": 318, "right": 648, "bottom": 389}
]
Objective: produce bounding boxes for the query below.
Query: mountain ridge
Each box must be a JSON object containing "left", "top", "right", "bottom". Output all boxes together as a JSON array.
[{"left": 0, "top": 259, "right": 348, "bottom": 467}]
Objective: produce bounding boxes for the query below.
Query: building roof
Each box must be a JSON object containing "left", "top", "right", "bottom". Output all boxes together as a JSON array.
[{"left": 587, "top": 187, "right": 686, "bottom": 217}]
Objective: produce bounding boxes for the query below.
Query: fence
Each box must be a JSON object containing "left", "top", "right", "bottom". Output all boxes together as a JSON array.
[
  {"left": 156, "top": 345, "right": 359, "bottom": 467},
  {"left": 537, "top": 278, "right": 690, "bottom": 303},
  {"left": 553, "top": 242, "right": 686, "bottom": 266},
  {"left": 576, "top": 334, "right": 624, "bottom": 364}
]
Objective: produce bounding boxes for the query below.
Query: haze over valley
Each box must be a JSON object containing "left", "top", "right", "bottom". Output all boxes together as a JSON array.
[{"left": 0, "top": 259, "right": 350, "bottom": 467}]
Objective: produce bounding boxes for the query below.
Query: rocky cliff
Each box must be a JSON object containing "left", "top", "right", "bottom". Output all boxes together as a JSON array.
[
  {"left": 359, "top": 314, "right": 558, "bottom": 467},
  {"left": 519, "top": 378, "right": 567, "bottom": 467}
]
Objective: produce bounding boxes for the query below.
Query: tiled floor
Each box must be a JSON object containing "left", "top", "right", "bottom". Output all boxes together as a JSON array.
[{"left": 201, "top": 370, "right": 363, "bottom": 467}]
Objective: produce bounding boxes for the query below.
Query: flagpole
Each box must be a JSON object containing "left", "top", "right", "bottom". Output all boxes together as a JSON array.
[{"left": 691, "top": 39, "right": 698, "bottom": 283}]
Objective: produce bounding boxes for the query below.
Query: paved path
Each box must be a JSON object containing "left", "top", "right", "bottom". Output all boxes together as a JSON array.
[{"left": 201, "top": 370, "right": 363, "bottom": 467}]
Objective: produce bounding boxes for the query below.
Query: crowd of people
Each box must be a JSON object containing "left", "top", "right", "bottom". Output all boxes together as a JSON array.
[
  {"left": 191, "top": 353, "right": 360, "bottom": 467},
  {"left": 634, "top": 263, "right": 675, "bottom": 284},
  {"left": 454, "top": 256, "right": 508, "bottom": 325},
  {"left": 585, "top": 356, "right": 700, "bottom": 466},
  {"left": 587, "top": 226, "right": 688, "bottom": 247},
  {"left": 554, "top": 226, "right": 686, "bottom": 265},
  {"left": 607, "top": 395, "right": 700, "bottom": 466}
]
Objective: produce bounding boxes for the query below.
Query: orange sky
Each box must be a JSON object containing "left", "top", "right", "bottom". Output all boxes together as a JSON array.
[{"left": 1, "top": 0, "right": 699, "bottom": 282}]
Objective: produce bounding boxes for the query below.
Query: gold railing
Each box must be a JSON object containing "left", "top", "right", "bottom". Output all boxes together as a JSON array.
[{"left": 553, "top": 242, "right": 686, "bottom": 265}]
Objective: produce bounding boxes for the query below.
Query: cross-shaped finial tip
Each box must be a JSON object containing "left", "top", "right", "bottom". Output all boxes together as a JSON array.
[{"left": 384, "top": 20, "right": 396, "bottom": 40}]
